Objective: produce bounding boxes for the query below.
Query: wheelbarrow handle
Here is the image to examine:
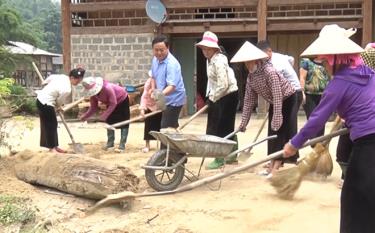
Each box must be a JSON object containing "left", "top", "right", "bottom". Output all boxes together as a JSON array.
[{"left": 226, "top": 135, "right": 277, "bottom": 158}]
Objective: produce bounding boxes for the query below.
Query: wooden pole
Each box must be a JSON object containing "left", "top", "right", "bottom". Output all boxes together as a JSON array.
[
  {"left": 362, "top": 0, "right": 373, "bottom": 47},
  {"left": 61, "top": 0, "right": 71, "bottom": 73},
  {"left": 257, "top": 0, "right": 268, "bottom": 115}
]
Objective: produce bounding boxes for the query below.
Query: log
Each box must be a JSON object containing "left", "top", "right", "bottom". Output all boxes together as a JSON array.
[{"left": 14, "top": 150, "right": 139, "bottom": 200}]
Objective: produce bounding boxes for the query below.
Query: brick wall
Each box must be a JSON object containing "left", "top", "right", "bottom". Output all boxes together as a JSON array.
[{"left": 71, "top": 33, "right": 154, "bottom": 86}]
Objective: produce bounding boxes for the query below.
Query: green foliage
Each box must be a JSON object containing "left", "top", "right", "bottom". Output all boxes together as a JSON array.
[
  {"left": 0, "top": 78, "right": 14, "bottom": 104},
  {"left": 0, "top": 79, "right": 37, "bottom": 114},
  {"left": 4, "top": 0, "right": 62, "bottom": 53},
  {"left": 0, "top": 195, "right": 35, "bottom": 225}
]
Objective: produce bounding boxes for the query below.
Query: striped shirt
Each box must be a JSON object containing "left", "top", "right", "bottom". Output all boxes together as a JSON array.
[{"left": 240, "top": 60, "right": 295, "bottom": 131}]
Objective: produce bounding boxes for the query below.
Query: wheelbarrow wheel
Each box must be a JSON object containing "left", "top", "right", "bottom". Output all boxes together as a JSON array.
[{"left": 145, "top": 149, "right": 185, "bottom": 191}]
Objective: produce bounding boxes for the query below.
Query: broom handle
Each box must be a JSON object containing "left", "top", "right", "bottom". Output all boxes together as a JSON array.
[
  {"left": 253, "top": 112, "right": 269, "bottom": 143},
  {"left": 87, "top": 128, "right": 349, "bottom": 214},
  {"left": 177, "top": 104, "right": 209, "bottom": 131}
]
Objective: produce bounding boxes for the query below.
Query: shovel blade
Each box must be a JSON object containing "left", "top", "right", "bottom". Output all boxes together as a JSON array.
[
  {"left": 72, "top": 143, "right": 85, "bottom": 154},
  {"left": 237, "top": 149, "right": 253, "bottom": 162}
]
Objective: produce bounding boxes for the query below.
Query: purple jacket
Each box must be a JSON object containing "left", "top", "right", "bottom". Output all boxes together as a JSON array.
[
  {"left": 291, "top": 64, "right": 375, "bottom": 148},
  {"left": 81, "top": 80, "right": 128, "bottom": 121}
]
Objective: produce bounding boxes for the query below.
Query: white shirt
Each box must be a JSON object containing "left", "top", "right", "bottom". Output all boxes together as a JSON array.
[
  {"left": 36, "top": 74, "right": 71, "bottom": 107},
  {"left": 271, "top": 52, "right": 301, "bottom": 91}
]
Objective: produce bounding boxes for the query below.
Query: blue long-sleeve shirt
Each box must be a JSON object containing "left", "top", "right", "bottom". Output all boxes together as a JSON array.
[
  {"left": 151, "top": 53, "right": 186, "bottom": 107},
  {"left": 291, "top": 64, "right": 375, "bottom": 148}
]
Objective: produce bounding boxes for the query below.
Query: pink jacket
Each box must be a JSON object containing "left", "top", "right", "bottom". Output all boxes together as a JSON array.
[{"left": 140, "top": 78, "right": 158, "bottom": 112}]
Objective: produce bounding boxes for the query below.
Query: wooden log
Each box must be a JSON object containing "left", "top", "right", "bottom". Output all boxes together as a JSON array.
[{"left": 14, "top": 150, "right": 139, "bottom": 200}]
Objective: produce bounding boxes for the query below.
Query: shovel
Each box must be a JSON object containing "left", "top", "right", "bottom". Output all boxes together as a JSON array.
[
  {"left": 238, "top": 112, "right": 269, "bottom": 162},
  {"left": 104, "top": 89, "right": 167, "bottom": 130},
  {"left": 58, "top": 111, "right": 85, "bottom": 154}
]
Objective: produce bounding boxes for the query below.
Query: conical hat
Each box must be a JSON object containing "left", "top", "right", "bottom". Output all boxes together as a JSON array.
[
  {"left": 301, "top": 24, "right": 364, "bottom": 57},
  {"left": 230, "top": 41, "right": 268, "bottom": 63}
]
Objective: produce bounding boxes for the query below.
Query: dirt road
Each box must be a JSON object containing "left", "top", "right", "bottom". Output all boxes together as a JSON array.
[{"left": 0, "top": 114, "right": 342, "bottom": 233}]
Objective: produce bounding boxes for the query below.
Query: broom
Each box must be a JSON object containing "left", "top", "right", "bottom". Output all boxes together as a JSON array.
[
  {"left": 313, "top": 116, "right": 342, "bottom": 178},
  {"left": 269, "top": 117, "right": 343, "bottom": 199},
  {"left": 84, "top": 128, "right": 348, "bottom": 215}
]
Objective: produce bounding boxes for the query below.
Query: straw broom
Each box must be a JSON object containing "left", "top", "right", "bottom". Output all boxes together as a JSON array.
[
  {"left": 269, "top": 117, "right": 343, "bottom": 199},
  {"left": 313, "top": 116, "right": 342, "bottom": 178}
]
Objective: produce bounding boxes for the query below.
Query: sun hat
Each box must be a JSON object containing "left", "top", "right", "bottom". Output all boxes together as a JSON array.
[
  {"left": 196, "top": 31, "right": 220, "bottom": 49},
  {"left": 81, "top": 77, "right": 104, "bottom": 97},
  {"left": 301, "top": 24, "right": 364, "bottom": 57},
  {"left": 230, "top": 41, "right": 268, "bottom": 63}
]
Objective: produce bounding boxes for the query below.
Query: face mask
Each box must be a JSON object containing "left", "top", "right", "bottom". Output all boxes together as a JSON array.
[{"left": 249, "top": 64, "right": 258, "bottom": 73}]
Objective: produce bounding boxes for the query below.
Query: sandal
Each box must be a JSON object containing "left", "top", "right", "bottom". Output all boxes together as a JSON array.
[{"left": 54, "top": 147, "right": 67, "bottom": 153}]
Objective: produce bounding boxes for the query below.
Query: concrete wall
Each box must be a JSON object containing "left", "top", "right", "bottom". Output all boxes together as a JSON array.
[{"left": 71, "top": 33, "right": 154, "bottom": 86}]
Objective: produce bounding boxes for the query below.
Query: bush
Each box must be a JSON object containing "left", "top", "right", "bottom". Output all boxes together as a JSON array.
[
  {"left": 8, "top": 83, "right": 37, "bottom": 115},
  {"left": 0, "top": 195, "right": 35, "bottom": 225}
]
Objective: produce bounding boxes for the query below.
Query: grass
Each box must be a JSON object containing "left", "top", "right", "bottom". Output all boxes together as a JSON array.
[{"left": 0, "top": 195, "right": 35, "bottom": 225}]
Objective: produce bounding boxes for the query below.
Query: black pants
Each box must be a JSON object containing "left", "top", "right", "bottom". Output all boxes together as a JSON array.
[
  {"left": 268, "top": 92, "right": 298, "bottom": 163},
  {"left": 106, "top": 97, "right": 130, "bottom": 130},
  {"left": 340, "top": 133, "right": 375, "bottom": 233},
  {"left": 161, "top": 105, "right": 183, "bottom": 129},
  {"left": 144, "top": 108, "right": 162, "bottom": 140},
  {"left": 206, "top": 91, "right": 238, "bottom": 140},
  {"left": 303, "top": 93, "right": 325, "bottom": 137},
  {"left": 37, "top": 99, "right": 58, "bottom": 149}
]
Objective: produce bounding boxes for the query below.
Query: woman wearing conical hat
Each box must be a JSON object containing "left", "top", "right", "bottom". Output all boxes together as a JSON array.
[
  {"left": 231, "top": 41, "right": 298, "bottom": 176},
  {"left": 283, "top": 24, "right": 375, "bottom": 232}
]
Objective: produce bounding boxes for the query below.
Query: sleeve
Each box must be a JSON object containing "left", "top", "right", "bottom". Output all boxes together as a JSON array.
[
  {"left": 140, "top": 79, "right": 150, "bottom": 110},
  {"left": 210, "top": 61, "right": 229, "bottom": 102},
  {"left": 239, "top": 76, "right": 257, "bottom": 129},
  {"left": 300, "top": 59, "right": 309, "bottom": 71},
  {"left": 165, "top": 62, "right": 180, "bottom": 87},
  {"left": 290, "top": 81, "right": 345, "bottom": 148},
  {"left": 81, "top": 97, "right": 99, "bottom": 120},
  {"left": 100, "top": 86, "right": 118, "bottom": 121},
  {"left": 269, "top": 71, "right": 284, "bottom": 131}
]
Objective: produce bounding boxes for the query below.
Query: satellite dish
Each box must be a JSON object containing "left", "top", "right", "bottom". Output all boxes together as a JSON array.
[{"left": 146, "top": 0, "right": 167, "bottom": 24}]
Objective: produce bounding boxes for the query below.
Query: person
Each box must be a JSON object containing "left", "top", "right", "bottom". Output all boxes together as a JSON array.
[
  {"left": 139, "top": 70, "right": 162, "bottom": 153},
  {"left": 150, "top": 35, "right": 186, "bottom": 130},
  {"left": 257, "top": 40, "right": 302, "bottom": 163},
  {"left": 283, "top": 24, "right": 375, "bottom": 233},
  {"left": 231, "top": 41, "right": 298, "bottom": 176},
  {"left": 361, "top": 42, "right": 375, "bottom": 70},
  {"left": 80, "top": 77, "right": 130, "bottom": 153},
  {"left": 36, "top": 68, "right": 85, "bottom": 153},
  {"left": 299, "top": 56, "right": 330, "bottom": 138},
  {"left": 196, "top": 31, "right": 239, "bottom": 169}
]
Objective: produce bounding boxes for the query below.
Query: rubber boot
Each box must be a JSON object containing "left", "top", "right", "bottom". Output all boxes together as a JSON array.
[
  {"left": 115, "top": 128, "right": 128, "bottom": 153},
  {"left": 206, "top": 158, "right": 225, "bottom": 170},
  {"left": 102, "top": 129, "right": 115, "bottom": 150},
  {"left": 225, "top": 135, "right": 238, "bottom": 164}
]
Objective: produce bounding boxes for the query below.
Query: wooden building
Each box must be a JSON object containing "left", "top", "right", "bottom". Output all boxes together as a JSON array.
[
  {"left": 61, "top": 0, "right": 374, "bottom": 115},
  {"left": 6, "top": 41, "right": 62, "bottom": 88}
]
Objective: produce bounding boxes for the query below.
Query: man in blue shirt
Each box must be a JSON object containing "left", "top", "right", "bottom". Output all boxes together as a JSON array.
[{"left": 151, "top": 35, "right": 186, "bottom": 129}]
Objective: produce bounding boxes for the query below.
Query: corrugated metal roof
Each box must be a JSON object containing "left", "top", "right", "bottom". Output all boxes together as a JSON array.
[{"left": 5, "top": 41, "right": 62, "bottom": 57}]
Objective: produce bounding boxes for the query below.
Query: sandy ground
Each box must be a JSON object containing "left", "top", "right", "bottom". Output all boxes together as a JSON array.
[{"left": 0, "top": 113, "right": 343, "bottom": 233}]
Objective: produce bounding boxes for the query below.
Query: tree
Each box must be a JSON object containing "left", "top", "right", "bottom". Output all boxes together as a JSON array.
[
  {"left": 0, "top": 1, "right": 36, "bottom": 76},
  {"left": 4, "top": 0, "right": 62, "bottom": 53}
]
